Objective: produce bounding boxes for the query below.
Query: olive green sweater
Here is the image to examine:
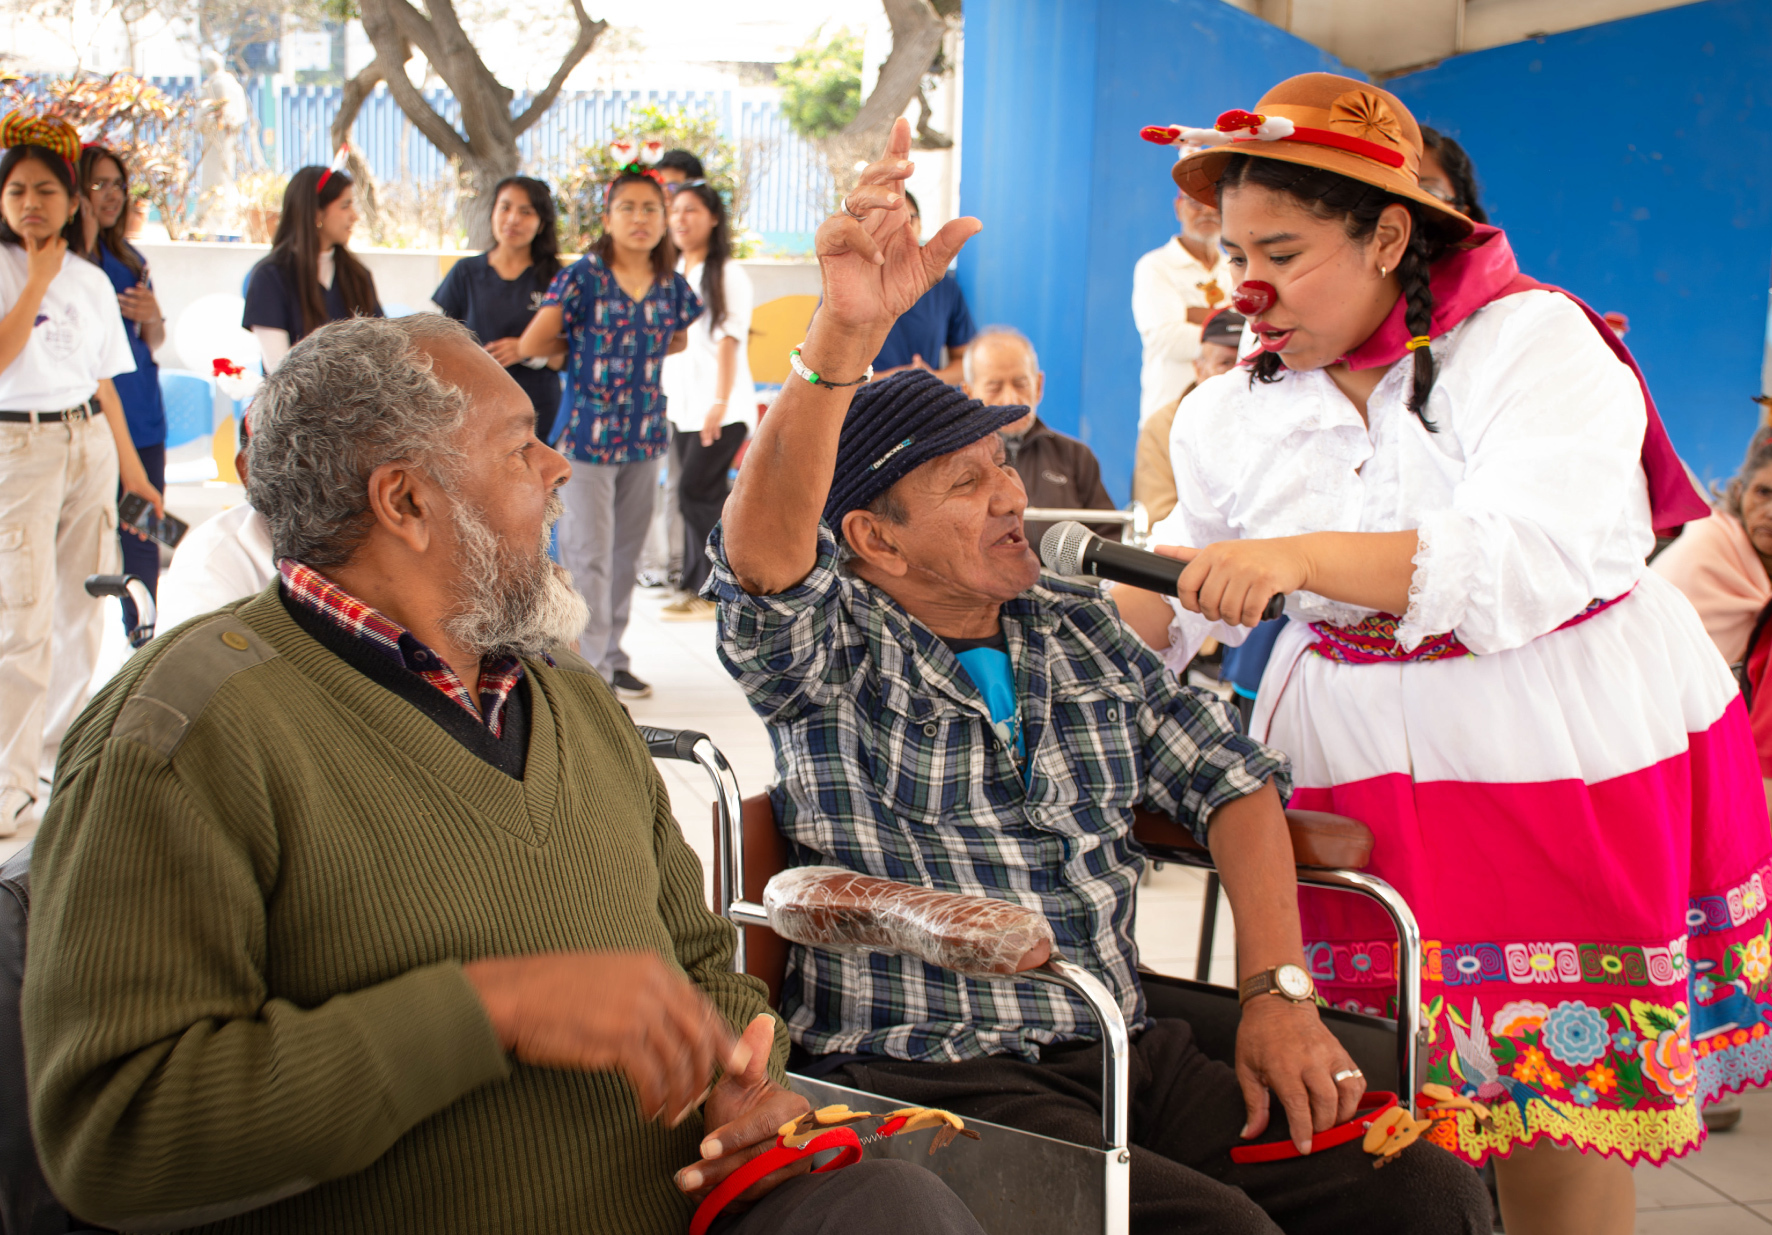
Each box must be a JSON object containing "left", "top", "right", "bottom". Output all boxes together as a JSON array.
[{"left": 23, "top": 585, "right": 782, "bottom": 1233}]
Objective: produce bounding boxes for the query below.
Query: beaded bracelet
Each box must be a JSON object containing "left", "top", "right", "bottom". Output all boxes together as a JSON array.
[{"left": 790, "top": 345, "right": 874, "bottom": 389}]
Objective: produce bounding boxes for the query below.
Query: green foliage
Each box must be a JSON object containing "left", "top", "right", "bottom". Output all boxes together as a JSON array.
[
  {"left": 555, "top": 103, "right": 741, "bottom": 254},
  {"left": 778, "top": 26, "right": 861, "bottom": 140}
]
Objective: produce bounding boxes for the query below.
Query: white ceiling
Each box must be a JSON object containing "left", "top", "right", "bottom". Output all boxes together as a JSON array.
[{"left": 1221, "top": 0, "right": 1709, "bottom": 75}]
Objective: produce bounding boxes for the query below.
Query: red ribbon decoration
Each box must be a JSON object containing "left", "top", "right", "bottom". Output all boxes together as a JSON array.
[
  {"left": 1231, "top": 125, "right": 1406, "bottom": 169},
  {"left": 1228, "top": 1091, "right": 1400, "bottom": 1164},
  {"left": 688, "top": 1126, "right": 865, "bottom": 1235}
]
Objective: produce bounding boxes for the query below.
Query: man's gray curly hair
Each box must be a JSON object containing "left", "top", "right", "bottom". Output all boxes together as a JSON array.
[{"left": 246, "top": 314, "right": 474, "bottom": 567}]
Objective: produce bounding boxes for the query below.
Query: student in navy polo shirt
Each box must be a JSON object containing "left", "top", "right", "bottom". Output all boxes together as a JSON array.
[
  {"left": 870, "top": 191, "right": 975, "bottom": 384},
  {"left": 520, "top": 162, "right": 700, "bottom": 699},
  {"left": 243, "top": 165, "right": 382, "bottom": 372},
  {"left": 432, "top": 176, "right": 564, "bottom": 442},
  {"left": 77, "top": 145, "right": 166, "bottom": 633}
]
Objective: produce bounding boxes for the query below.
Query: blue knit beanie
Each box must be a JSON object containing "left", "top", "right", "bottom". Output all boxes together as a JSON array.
[{"left": 822, "top": 369, "right": 1029, "bottom": 532}]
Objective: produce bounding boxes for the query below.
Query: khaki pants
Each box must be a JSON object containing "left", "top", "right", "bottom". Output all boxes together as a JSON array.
[{"left": 0, "top": 414, "right": 119, "bottom": 807}]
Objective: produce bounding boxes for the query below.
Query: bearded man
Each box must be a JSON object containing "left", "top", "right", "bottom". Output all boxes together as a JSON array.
[{"left": 20, "top": 315, "right": 982, "bottom": 1235}]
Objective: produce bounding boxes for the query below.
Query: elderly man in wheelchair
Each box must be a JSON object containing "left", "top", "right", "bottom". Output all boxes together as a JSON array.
[{"left": 702, "top": 119, "right": 1490, "bottom": 1235}]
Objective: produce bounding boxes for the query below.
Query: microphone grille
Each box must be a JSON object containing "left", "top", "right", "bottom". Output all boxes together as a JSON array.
[{"left": 1039, "top": 520, "right": 1093, "bottom": 577}]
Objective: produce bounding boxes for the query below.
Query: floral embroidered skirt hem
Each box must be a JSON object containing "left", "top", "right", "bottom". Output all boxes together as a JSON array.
[{"left": 1254, "top": 571, "right": 1772, "bottom": 1166}]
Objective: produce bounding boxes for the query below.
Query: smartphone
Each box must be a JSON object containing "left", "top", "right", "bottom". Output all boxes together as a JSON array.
[{"left": 118, "top": 493, "right": 189, "bottom": 550}]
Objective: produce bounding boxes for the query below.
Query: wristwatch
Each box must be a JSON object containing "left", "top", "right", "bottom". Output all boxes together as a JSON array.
[{"left": 1238, "top": 964, "right": 1315, "bottom": 1006}]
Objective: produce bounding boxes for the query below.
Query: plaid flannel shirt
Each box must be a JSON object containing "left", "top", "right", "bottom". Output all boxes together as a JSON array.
[
  {"left": 707, "top": 523, "right": 1291, "bottom": 1064},
  {"left": 279, "top": 560, "right": 529, "bottom": 736}
]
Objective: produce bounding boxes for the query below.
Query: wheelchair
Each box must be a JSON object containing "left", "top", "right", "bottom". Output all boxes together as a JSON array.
[
  {"left": 0, "top": 728, "right": 1423, "bottom": 1235},
  {"left": 638, "top": 725, "right": 1426, "bottom": 1235}
]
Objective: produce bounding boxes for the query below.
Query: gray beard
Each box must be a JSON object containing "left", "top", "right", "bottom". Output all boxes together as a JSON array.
[{"left": 442, "top": 490, "right": 589, "bottom": 659}]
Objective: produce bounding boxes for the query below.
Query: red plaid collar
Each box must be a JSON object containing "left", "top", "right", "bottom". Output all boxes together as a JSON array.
[{"left": 279, "top": 560, "right": 525, "bottom": 737}]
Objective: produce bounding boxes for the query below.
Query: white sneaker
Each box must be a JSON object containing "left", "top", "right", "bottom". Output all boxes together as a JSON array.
[{"left": 0, "top": 788, "right": 33, "bottom": 839}]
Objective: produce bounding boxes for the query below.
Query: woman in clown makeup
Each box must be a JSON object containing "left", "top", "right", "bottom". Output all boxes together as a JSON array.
[{"left": 1117, "top": 73, "right": 1772, "bottom": 1233}]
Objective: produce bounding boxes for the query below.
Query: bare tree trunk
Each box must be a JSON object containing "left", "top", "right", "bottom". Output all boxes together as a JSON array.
[
  {"left": 843, "top": 0, "right": 947, "bottom": 144},
  {"left": 353, "top": 0, "right": 605, "bottom": 248},
  {"left": 818, "top": 0, "right": 952, "bottom": 198}
]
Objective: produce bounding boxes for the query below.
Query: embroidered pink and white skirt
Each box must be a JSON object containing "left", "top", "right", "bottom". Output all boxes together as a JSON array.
[{"left": 1253, "top": 570, "right": 1772, "bottom": 1165}]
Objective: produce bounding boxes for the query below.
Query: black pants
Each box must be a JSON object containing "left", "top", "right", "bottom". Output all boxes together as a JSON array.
[
  {"left": 715, "top": 1158, "right": 983, "bottom": 1234},
  {"left": 118, "top": 440, "right": 164, "bottom": 633},
  {"left": 832, "top": 1019, "right": 1491, "bottom": 1235},
  {"left": 673, "top": 423, "right": 747, "bottom": 596}
]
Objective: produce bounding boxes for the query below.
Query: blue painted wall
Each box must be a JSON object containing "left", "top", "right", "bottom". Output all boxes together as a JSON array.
[
  {"left": 959, "top": 0, "right": 1349, "bottom": 501},
  {"left": 1385, "top": 0, "right": 1772, "bottom": 483}
]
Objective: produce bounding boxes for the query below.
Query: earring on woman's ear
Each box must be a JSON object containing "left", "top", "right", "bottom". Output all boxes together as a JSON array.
[{"left": 1379, "top": 265, "right": 1388, "bottom": 279}]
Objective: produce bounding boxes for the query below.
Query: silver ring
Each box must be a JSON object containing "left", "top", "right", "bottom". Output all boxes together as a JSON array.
[
  {"left": 1332, "top": 1068, "right": 1363, "bottom": 1083},
  {"left": 841, "top": 197, "right": 868, "bottom": 221}
]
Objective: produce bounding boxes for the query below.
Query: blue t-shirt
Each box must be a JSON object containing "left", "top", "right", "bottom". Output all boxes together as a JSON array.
[
  {"left": 433, "top": 253, "right": 563, "bottom": 441},
  {"left": 542, "top": 254, "right": 701, "bottom": 465},
  {"left": 946, "top": 632, "right": 1025, "bottom": 762},
  {"left": 873, "top": 272, "right": 975, "bottom": 371},
  {"left": 94, "top": 241, "right": 165, "bottom": 448}
]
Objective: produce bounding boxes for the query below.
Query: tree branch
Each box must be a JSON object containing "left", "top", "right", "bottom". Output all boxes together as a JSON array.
[
  {"left": 842, "top": 0, "right": 946, "bottom": 141},
  {"left": 511, "top": 0, "right": 606, "bottom": 135},
  {"left": 912, "top": 86, "right": 952, "bottom": 149},
  {"left": 356, "top": 0, "right": 471, "bottom": 162},
  {"left": 329, "top": 57, "right": 392, "bottom": 153}
]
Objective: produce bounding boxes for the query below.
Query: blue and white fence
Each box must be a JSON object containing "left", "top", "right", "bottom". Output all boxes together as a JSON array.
[{"left": 270, "top": 82, "right": 832, "bottom": 245}]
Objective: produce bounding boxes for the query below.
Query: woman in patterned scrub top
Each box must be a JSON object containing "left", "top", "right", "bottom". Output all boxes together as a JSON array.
[{"left": 521, "top": 170, "right": 701, "bottom": 699}]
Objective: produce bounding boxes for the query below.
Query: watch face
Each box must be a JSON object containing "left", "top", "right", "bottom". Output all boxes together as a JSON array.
[{"left": 1275, "top": 964, "right": 1313, "bottom": 1000}]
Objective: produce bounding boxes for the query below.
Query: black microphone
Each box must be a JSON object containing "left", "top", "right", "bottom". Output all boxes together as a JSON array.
[{"left": 1039, "top": 520, "right": 1284, "bottom": 623}]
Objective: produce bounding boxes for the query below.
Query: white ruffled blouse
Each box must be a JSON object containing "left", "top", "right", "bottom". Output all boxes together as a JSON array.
[{"left": 1150, "top": 288, "right": 1656, "bottom": 668}]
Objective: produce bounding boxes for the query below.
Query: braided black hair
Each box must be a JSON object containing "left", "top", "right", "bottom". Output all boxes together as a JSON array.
[{"left": 1218, "top": 153, "right": 1453, "bottom": 429}]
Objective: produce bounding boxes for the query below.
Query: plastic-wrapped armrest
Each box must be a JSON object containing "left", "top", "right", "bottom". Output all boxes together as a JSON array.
[{"left": 762, "top": 867, "right": 1055, "bottom": 976}]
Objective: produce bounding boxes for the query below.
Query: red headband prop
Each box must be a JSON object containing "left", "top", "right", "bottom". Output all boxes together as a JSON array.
[
  {"left": 315, "top": 144, "right": 352, "bottom": 196},
  {"left": 605, "top": 139, "right": 666, "bottom": 196}
]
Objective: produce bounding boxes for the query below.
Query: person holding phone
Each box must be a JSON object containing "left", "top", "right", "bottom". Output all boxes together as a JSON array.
[
  {"left": 0, "top": 112, "right": 162, "bottom": 836},
  {"left": 78, "top": 144, "right": 167, "bottom": 634},
  {"left": 432, "top": 176, "right": 564, "bottom": 442}
]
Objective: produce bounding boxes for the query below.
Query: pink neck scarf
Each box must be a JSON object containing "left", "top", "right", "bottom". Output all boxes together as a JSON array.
[{"left": 1336, "top": 225, "right": 1707, "bottom": 535}]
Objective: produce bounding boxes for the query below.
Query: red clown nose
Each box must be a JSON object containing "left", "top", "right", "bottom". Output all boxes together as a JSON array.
[{"left": 1231, "top": 280, "right": 1275, "bottom": 317}]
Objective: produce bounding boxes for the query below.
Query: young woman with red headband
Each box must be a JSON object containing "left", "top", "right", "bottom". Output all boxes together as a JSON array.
[
  {"left": 519, "top": 161, "right": 701, "bottom": 699},
  {"left": 243, "top": 163, "right": 382, "bottom": 371},
  {"left": 0, "top": 114, "right": 162, "bottom": 837},
  {"left": 1117, "top": 73, "right": 1769, "bottom": 1233}
]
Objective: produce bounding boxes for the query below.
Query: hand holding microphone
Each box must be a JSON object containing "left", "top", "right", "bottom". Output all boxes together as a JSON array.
[{"left": 1040, "top": 521, "right": 1298, "bottom": 627}]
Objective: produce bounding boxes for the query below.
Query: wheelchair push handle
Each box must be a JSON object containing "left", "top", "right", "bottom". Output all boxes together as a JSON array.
[
  {"left": 634, "top": 725, "right": 709, "bottom": 762},
  {"left": 84, "top": 573, "right": 156, "bottom": 649}
]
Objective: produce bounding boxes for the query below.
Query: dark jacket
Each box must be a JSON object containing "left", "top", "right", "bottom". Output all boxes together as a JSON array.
[{"left": 1005, "top": 417, "right": 1122, "bottom": 547}]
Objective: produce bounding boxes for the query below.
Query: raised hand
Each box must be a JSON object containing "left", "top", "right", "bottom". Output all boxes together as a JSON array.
[{"left": 813, "top": 117, "right": 981, "bottom": 339}]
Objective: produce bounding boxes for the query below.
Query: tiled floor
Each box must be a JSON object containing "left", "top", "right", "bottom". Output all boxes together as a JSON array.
[{"left": 10, "top": 553, "right": 1770, "bottom": 1227}]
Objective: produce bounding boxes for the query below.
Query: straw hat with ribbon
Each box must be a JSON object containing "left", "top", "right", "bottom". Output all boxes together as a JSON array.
[
  {"left": 0, "top": 111, "right": 81, "bottom": 170},
  {"left": 1141, "top": 73, "right": 1472, "bottom": 241}
]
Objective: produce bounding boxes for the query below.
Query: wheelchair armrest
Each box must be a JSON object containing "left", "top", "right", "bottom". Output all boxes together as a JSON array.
[
  {"left": 762, "top": 867, "right": 1055, "bottom": 976},
  {"left": 1131, "top": 807, "right": 1373, "bottom": 870}
]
